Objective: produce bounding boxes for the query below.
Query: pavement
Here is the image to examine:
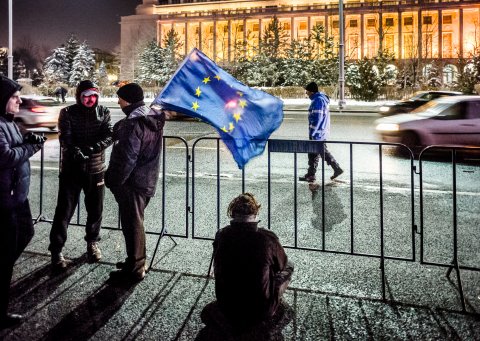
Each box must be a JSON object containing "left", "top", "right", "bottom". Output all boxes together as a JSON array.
[{"left": 1, "top": 206, "right": 479, "bottom": 340}]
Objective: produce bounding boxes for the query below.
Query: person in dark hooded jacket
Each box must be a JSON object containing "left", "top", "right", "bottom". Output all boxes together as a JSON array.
[
  {"left": 0, "top": 76, "right": 45, "bottom": 328},
  {"left": 105, "top": 83, "right": 165, "bottom": 282},
  {"left": 48, "top": 80, "right": 113, "bottom": 270}
]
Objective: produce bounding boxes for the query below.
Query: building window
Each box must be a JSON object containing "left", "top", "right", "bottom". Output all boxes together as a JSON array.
[
  {"left": 223, "top": 26, "right": 229, "bottom": 33},
  {"left": 404, "top": 33, "right": 414, "bottom": 58},
  {"left": 443, "top": 15, "right": 452, "bottom": 25},
  {"left": 314, "top": 20, "right": 324, "bottom": 28},
  {"left": 299, "top": 21, "right": 307, "bottom": 30},
  {"left": 238, "top": 24, "right": 244, "bottom": 33},
  {"left": 253, "top": 23, "right": 259, "bottom": 32},
  {"left": 423, "top": 32, "right": 433, "bottom": 58},
  {"left": 349, "top": 19, "right": 358, "bottom": 28},
  {"left": 443, "top": 32, "right": 453, "bottom": 58},
  {"left": 423, "top": 16, "right": 432, "bottom": 25},
  {"left": 208, "top": 26, "right": 214, "bottom": 34},
  {"left": 385, "top": 34, "right": 395, "bottom": 54},
  {"left": 385, "top": 18, "right": 394, "bottom": 27},
  {"left": 367, "top": 34, "right": 377, "bottom": 58},
  {"left": 367, "top": 18, "right": 376, "bottom": 28},
  {"left": 283, "top": 22, "right": 291, "bottom": 30},
  {"left": 332, "top": 20, "right": 339, "bottom": 29},
  {"left": 404, "top": 17, "right": 413, "bottom": 26},
  {"left": 348, "top": 34, "right": 359, "bottom": 59}
]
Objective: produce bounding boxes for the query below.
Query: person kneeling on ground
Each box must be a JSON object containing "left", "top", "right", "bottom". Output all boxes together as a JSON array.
[{"left": 200, "top": 193, "right": 294, "bottom": 336}]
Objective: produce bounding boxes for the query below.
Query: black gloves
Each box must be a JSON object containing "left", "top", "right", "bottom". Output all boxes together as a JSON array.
[
  {"left": 72, "top": 147, "right": 90, "bottom": 162},
  {"left": 24, "top": 132, "right": 47, "bottom": 144}
]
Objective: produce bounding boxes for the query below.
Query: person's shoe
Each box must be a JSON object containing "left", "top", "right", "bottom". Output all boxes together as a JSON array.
[
  {"left": 298, "top": 174, "right": 316, "bottom": 182},
  {"left": 51, "top": 253, "right": 70, "bottom": 271},
  {"left": 331, "top": 167, "right": 344, "bottom": 180},
  {"left": 109, "top": 269, "right": 145, "bottom": 283},
  {"left": 0, "top": 313, "right": 23, "bottom": 329},
  {"left": 87, "top": 242, "right": 102, "bottom": 263}
]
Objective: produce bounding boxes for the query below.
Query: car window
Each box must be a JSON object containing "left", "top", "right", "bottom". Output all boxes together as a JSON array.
[
  {"left": 465, "top": 100, "right": 480, "bottom": 119},
  {"left": 434, "top": 102, "right": 465, "bottom": 120},
  {"left": 414, "top": 100, "right": 451, "bottom": 116}
]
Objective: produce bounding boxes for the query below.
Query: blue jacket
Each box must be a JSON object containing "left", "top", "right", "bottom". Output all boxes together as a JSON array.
[{"left": 308, "top": 92, "right": 330, "bottom": 141}]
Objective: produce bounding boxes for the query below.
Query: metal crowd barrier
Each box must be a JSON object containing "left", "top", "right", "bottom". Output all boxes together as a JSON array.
[{"left": 30, "top": 135, "right": 479, "bottom": 313}]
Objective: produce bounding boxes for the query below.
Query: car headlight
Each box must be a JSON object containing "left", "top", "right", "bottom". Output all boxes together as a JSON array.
[
  {"left": 379, "top": 106, "right": 391, "bottom": 112},
  {"left": 376, "top": 123, "right": 399, "bottom": 131}
]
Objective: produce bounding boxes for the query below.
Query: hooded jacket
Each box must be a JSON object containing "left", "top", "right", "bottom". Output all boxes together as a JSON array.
[
  {"left": 105, "top": 103, "right": 165, "bottom": 197},
  {"left": 0, "top": 76, "right": 40, "bottom": 208},
  {"left": 308, "top": 91, "right": 331, "bottom": 141},
  {"left": 58, "top": 81, "right": 113, "bottom": 174}
]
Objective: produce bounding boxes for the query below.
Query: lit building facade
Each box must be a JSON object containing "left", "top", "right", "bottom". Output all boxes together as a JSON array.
[{"left": 120, "top": 0, "right": 480, "bottom": 81}]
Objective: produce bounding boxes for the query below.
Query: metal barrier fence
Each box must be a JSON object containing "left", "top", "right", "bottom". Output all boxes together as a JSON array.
[
  {"left": 30, "top": 136, "right": 479, "bottom": 313},
  {"left": 418, "top": 145, "right": 480, "bottom": 312}
]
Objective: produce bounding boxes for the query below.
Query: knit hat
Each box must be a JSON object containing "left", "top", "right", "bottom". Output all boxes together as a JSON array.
[
  {"left": 116, "top": 83, "right": 144, "bottom": 104},
  {"left": 305, "top": 82, "right": 319, "bottom": 93},
  {"left": 75, "top": 80, "right": 99, "bottom": 104},
  {"left": 0, "top": 76, "right": 22, "bottom": 116}
]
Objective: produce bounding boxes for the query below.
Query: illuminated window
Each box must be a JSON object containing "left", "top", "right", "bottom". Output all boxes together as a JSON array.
[
  {"left": 423, "top": 32, "right": 433, "bottom": 58},
  {"left": 283, "top": 22, "right": 291, "bottom": 30},
  {"left": 443, "top": 15, "right": 452, "bottom": 24},
  {"left": 332, "top": 20, "right": 339, "bottom": 29},
  {"left": 367, "top": 34, "right": 377, "bottom": 58},
  {"left": 239, "top": 25, "right": 244, "bottom": 32},
  {"left": 208, "top": 26, "right": 214, "bottom": 34},
  {"left": 223, "top": 26, "right": 228, "bottom": 33},
  {"left": 385, "top": 18, "right": 394, "bottom": 27},
  {"left": 253, "top": 23, "right": 259, "bottom": 31},
  {"left": 385, "top": 34, "right": 394, "bottom": 53},
  {"left": 404, "top": 33, "right": 414, "bottom": 58},
  {"left": 443, "top": 32, "right": 453, "bottom": 58},
  {"left": 404, "top": 17, "right": 413, "bottom": 26},
  {"left": 348, "top": 34, "right": 359, "bottom": 59},
  {"left": 349, "top": 19, "right": 358, "bottom": 28},
  {"left": 423, "top": 16, "right": 432, "bottom": 25},
  {"left": 299, "top": 22, "right": 307, "bottom": 30},
  {"left": 367, "top": 18, "right": 376, "bottom": 28}
]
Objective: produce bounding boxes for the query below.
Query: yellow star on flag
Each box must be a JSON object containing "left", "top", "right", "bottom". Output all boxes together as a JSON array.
[
  {"left": 214, "top": 75, "right": 221, "bottom": 81},
  {"left": 202, "top": 76, "right": 211, "bottom": 84},
  {"left": 233, "top": 112, "right": 242, "bottom": 122},
  {"left": 239, "top": 99, "right": 247, "bottom": 108},
  {"left": 195, "top": 87, "right": 202, "bottom": 97},
  {"left": 229, "top": 122, "right": 235, "bottom": 131},
  {"left": 221, "top": 126, "right": 228, "bottom": 133},
  {"left": 192, "top": 101, "right": 200, "bottom": 111}
]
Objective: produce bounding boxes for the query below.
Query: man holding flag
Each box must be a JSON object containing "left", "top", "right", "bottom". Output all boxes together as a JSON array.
[{"left": 153, "top": 48, "right": 283, "bottom": 169}]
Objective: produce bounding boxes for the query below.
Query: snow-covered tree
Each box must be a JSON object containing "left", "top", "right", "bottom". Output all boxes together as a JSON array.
[
  {"left": 69, "top": 42, "right": 96, "bottom": 86},
  {"left": 43, "top": 46, "right": 69, "bottom": 85},
  {"left": 136, "top": 40, "right": 167, "bottom": 86},
  {"left": 96, "top": 60, "right": 109, "bottom": 86},
  {"left": 65, "top": 34, "right": 80, "bottom": 76}
]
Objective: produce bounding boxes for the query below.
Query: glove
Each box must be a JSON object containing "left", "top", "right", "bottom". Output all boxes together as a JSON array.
[
  {"left": 72, "top": 147, "right": 89, "bottom": 162},
  {"left": 81, "top": 146, "right": 95, "bottom": 156},
  {"left": 24, "top": 132, "right": 47, "bottom": 144}
]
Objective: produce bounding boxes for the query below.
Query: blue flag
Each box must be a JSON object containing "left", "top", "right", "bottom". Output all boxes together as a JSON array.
[{"left": 153, "top": 48, "right": 284, "bottom": 169}]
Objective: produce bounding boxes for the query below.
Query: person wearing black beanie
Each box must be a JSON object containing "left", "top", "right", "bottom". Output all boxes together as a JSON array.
[
  {"left": 48, "top": 80, "right": 113, "bottom": 270},
  {"left": 0, "top": 76, "right": 44, "bottom": 328},
  {"left": 299, "top": 81, "right": 343, "bottom": 182},
  {"left": 106, "top": 83, "right": 165, "bottom": 282}
]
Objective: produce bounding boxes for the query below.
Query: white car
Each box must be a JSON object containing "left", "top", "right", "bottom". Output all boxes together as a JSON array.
[
  {"left": 15, "top": 95, "right": 61, "bottom": 130},
  {"left": 375, "top": 95, "right": 480, "bottom": 153}
]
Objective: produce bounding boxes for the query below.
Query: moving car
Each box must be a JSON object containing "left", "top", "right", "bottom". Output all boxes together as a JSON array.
[
  {"left": 375, "top": 95, "right": 480, "bottom": 153},
  {"left": 378, "top": 90, "right": 462, "bottom": 116},
  {"left": 16, "top": 95, "right": 61, "bottom": 130}
]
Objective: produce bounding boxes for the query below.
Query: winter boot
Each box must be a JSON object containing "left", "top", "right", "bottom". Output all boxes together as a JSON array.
[{"left": 87, "top": 242, "right": 102, "bottom": 263}]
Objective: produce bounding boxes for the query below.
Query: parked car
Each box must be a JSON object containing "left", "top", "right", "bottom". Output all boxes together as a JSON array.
[
  {"left": 16, "top": 95, "right": 61, "bottom": 130},
  {"left": 378, "top": 90, "right": 463, "bottom": 116},
  {"left": 375, "top": 95, "right": 480, "bottom": 153}
]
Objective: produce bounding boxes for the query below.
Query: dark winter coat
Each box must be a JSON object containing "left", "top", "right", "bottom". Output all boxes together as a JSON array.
[
  {"left": 105, "top": 104, "right": 165, "bottom": 197},
  {"left": 213, "top": 220, "right": 293, "bottom": 328},
  {"left": 58, "top": 103, "right": 113, "bottom": 174},
  {"left": 0, "top": 77, "right": 41, "bottom": 209}
]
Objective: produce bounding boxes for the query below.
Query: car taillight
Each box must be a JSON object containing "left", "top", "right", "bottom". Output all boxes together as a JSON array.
[{"left": 30, "top": 106, "right": 47, "bottom": 113}]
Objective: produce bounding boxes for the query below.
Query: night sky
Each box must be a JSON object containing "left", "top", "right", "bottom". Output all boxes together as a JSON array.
[{"left": 0, "top": 0, "right": 142, "bottom": 52}]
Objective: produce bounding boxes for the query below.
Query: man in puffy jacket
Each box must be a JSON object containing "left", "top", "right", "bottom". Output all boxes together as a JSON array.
[
  {"left": 106, "top": 83, "right": 165, "bottom": 282},
  {"left": 49, "top": 80, "right": 113, "bottom": 270},
  {"left": 0, "top": 76, "right": 45, "bottom": 328},
  {"left": 299, "top": 81, "right": 343, "bottom": 182}
]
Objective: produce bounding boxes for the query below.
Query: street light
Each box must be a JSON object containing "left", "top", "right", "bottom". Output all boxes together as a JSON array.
[
  {"left": 338, "top": 0, "right": 346, "bottom": 110},
  {"left": 8, "top": 0, "right": 13, "bottom": 79}
]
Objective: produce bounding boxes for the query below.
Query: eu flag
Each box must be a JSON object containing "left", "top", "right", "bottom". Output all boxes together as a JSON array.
[{"left": 152, "top": 48, "right": 284, "bottom": 169}]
